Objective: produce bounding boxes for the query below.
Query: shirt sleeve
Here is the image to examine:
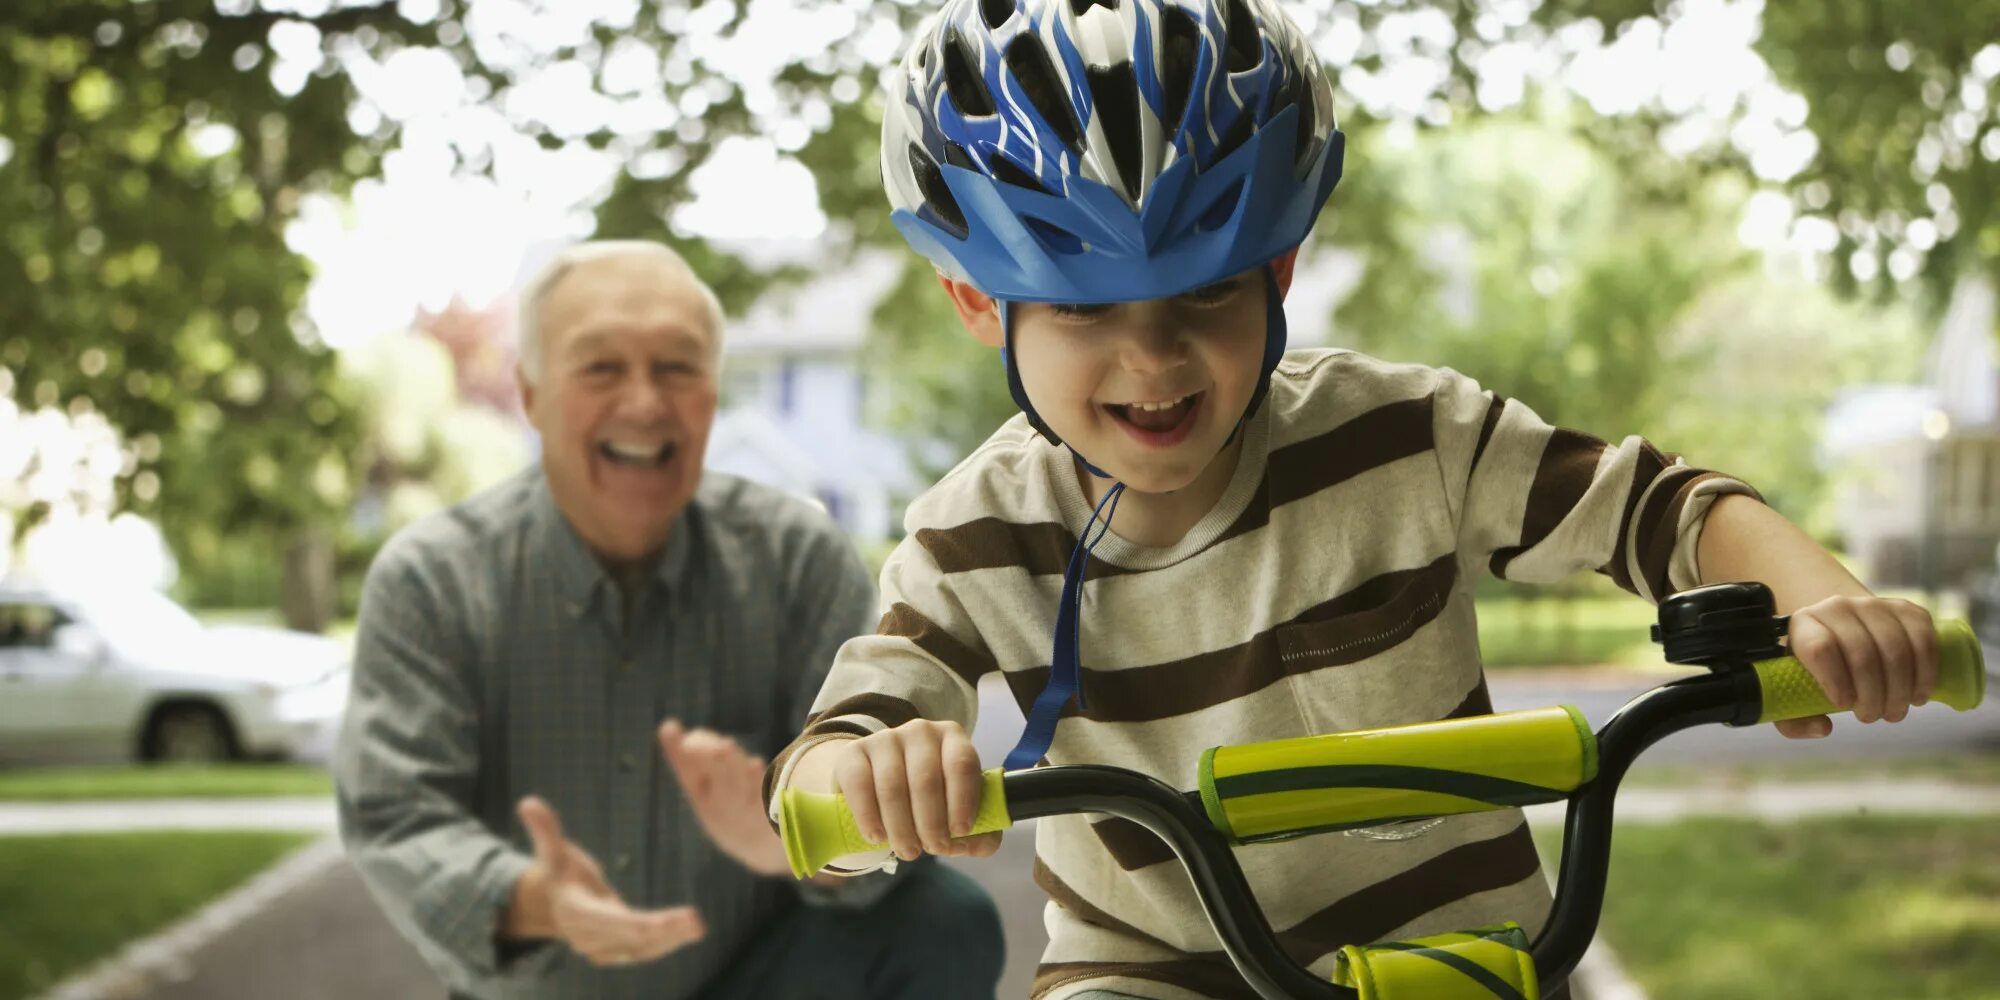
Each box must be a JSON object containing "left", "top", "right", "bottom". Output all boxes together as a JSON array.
[
  {"left": 1430, "top": 366, "right": 1763, "bottom": 603},
  {"left": 774, "top": 515, "right": 906, "bottom": 906},
  {"left": 332, "top": 535, "right": 553, "bottom": 987},
  {"left": 763, "top": 530, "right": 996, "bottom": 875}
]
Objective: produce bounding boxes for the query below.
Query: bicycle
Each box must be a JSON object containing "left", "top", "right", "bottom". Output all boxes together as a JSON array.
[{"left": 778, "top": 582, "right": 1987, "bottom": 1000}]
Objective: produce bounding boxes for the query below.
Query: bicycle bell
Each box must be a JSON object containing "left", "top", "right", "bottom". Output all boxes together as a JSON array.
[{"left": 1651, "top": 581, "right": 1790, "bottom": 670}]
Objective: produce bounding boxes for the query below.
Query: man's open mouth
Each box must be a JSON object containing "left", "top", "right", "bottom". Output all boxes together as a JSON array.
[{"left": 598, "top": 441, "right": 677, "bottom": 468}]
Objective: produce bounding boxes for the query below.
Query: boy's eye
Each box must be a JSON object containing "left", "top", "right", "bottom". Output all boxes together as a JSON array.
[
  {"left": 1050, "top": 303, "right": 1114, "bottom": 319},
  {"left": 1181, "top": 279, "right": 1241, "bottom": 305}
]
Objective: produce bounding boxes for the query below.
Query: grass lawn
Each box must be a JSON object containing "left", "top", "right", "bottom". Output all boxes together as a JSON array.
[
  {"left": 0, "top": 831, "right": 315, "bottom": 999},
  {"left": 1540, "top": 816, "right": 2000, "bottom": 1000},
  {"left": 0, "top": 764, "right": 332, "bottom": 802},
  {"left": 1475, "top": 594, "right": 1664, "bottom": 668}
]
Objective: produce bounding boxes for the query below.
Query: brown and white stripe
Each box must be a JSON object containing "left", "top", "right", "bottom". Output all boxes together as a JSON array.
[{"left": 769, "top": 349, "right": 1756, "bottom": 999}]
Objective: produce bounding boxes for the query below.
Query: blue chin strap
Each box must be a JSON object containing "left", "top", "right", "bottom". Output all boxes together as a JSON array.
[{"left": 1000, "top": 266, "right": 1290, "bottom": 771}]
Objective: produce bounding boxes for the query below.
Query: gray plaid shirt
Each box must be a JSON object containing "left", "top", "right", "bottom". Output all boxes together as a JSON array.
[{"left": 335, "top": 465, "right": 884, "bottom": 999}]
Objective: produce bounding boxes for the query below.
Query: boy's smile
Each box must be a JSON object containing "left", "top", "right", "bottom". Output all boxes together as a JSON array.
[
  {"left": 1102, "top": 390, "right": 1205, "bottom": 447},
  {"left": 1011, "top": 273, "right": 1266, "bottom": 497}
]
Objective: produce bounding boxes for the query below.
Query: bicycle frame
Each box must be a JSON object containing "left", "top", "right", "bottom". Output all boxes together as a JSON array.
[{"left": 781, "top": 610, "right": 1986, "bottom": 999}]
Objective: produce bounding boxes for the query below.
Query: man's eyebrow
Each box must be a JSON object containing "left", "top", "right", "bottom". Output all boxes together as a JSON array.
[{"left": 562, "top": 325, "right": 707, "bottom": 355}]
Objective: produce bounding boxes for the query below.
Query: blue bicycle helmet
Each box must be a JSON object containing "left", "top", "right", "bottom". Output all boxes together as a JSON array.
[{"left": 883, "top": 0, "right": 1345, "bottom": 446}]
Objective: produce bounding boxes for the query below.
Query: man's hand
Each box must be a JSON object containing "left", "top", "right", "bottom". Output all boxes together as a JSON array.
[
  {"left": 1778, "top": 595, "right": 1940, "bottom": 739},
  {"left": 502, "top": 796, "right": 705, "bottom": 966},
  {"left": 658, "top": 720, "right": 790, "bottom": 877}
]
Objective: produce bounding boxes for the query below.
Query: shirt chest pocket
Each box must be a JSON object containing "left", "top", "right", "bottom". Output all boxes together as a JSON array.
[{"left": 1271, "top": 555, "right": 1466, "bottom": 734}]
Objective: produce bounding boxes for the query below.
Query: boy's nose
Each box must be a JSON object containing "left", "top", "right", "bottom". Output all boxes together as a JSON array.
[{"left": 1117, "top": 315, "right": 1189, "bottom": 374}]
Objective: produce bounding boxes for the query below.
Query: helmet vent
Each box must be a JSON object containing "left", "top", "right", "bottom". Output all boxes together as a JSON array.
[
  {"left": 981, "top": 0, "right": 1015, "bottom": 30},
  {"left": 1288, "top": 71, "right": 1319, "bottom": 172},
  {"left": 1070, "top": 0, "right": 1118, "bottom": 15},
  {"left": 1159, "top": 5, "right": 1200, "bottom": 136},
  {"left": 1025, "top": 216, "right": 1087, "bottom": 255},
  {"left": 1210, "top": 106, "right": 1253, "bottom": 167},
  {"left": 1005, "top": 36, "right": 1085, "bottom": 152},
  {"left": 909, "top": 143, "right": 970, "bottom": 239},
  {"left": 1086, "top": 63, "right": 1143, "bottom": 204},
  {"left": 1195, "top": 178, "right": 1244, "bottom": 233},
  {"left": 1224, "top": 0, "right": 1262, "bottom": 74},
  {"left": 990, "top": 154, "right": 1052, "bottom": 194},
  {"left": 944, "top": 28, "right": 998, "bottom": 118}
]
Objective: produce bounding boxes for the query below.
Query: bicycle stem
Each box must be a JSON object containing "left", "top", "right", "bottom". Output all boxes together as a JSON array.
[{"left": 1530, "top": 669, "right": 1755, "bottom": 986}]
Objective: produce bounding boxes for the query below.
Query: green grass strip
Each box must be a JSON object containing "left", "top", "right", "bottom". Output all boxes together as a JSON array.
[
  {"left": 0, "top": 831, "right": 314, "bottom": 999},
  {"left": 0, "top": 764, "right": 332, "bottom": 802}
]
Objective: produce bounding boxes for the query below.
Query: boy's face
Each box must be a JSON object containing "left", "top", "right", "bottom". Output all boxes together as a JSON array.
[{"left": 943, "top": 257, "right": 1294, "bottom": 495}]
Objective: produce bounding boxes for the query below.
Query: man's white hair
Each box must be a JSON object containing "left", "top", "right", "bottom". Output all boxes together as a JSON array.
[{"left": 516, "top": 240, "right": 727, "bottom": 383}]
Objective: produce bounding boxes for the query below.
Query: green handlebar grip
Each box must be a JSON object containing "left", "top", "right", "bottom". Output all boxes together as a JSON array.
[
  {"left": 779, "top": 767, "right": 1013, "bottom": 879},
  {"left": 1755, "top": 618, "right": 1985, "bottom": 724}
]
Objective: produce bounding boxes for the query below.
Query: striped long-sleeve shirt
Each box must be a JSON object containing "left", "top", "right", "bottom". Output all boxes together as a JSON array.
[{"left": 771, "top": 349, "right": 1759, "bottom": 1000}]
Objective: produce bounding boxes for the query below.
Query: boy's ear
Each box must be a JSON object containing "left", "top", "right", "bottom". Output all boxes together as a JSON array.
[
  {"left": 1271, "top": 247, "right": 1302, "bottom": 300},
  {"left": 936, "top": 273, "right": 1007, "bottom": 348}
]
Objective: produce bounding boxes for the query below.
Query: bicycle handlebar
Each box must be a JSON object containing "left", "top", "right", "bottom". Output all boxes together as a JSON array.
[{"left": 780, "top": 618, "right": 1985, "bottom": 999}]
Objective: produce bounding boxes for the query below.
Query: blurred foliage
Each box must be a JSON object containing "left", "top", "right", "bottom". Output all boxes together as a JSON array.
[
  {"left": 1334, "top": 104, "right": 1928, "bottom": 539},
  {"left": 5, "top": 0, "right": 1994, "bottom": 614},
  {"left": 0, "top": 1, "right": 446, "bottom": 620},
  {"left": 1539, "top": 0, "right": 2000, "bottom": 301}
]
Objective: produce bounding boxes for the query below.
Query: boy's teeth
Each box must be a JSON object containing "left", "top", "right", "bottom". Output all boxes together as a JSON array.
[{"left": 1129, "top": 396, "right": 1187, "bottom": 412}]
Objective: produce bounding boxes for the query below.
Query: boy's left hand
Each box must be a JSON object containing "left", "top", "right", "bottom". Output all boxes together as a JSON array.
[{"left": 1779, "top": 595, "right": 1940, "bottom": 738}]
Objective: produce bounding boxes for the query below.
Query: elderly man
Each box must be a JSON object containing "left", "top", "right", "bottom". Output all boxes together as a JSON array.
[{"left": 335, "top": 241, "right": 1003, "bottom": 999}]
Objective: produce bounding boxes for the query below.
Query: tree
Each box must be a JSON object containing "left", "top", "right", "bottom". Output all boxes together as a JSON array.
[
  {"left": 0, "top": 1, "right": 447, "bottom": 626},
  {"left": 1537, "top": 0, "right": 2000, "bottom": 301}
]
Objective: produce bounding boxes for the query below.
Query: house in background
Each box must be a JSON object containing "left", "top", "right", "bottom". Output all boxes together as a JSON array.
[
  {"left": 706, "top": 249, "right": 919, "bottom": 545},
  {"left": 1822, "top": 274, "right": 2000, "bottom": 589}
]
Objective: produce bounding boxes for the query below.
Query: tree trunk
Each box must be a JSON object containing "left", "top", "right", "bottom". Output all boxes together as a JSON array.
[{"left": 280, "top": 529, "right": 335, "bottom": 633}]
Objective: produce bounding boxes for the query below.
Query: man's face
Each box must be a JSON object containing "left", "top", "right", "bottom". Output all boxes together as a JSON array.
[
  {"left": 1007, "top": 271, "right": 1268, "bottom": 494},
  {"left": 520, "top": 253, "right": 721, "bottom": 567}
]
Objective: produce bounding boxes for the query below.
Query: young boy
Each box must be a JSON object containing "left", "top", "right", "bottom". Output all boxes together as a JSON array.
[{"left": 766, "top": 0, "right": 1942, "bottom": 997}]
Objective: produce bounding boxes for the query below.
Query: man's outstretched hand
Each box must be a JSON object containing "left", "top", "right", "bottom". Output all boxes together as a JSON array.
[
  {"left": 658, "top": 719, "right": 790, "bottom": 877},
  {"left": 502, "top": 796, "right": 705, "bottom": 966}
]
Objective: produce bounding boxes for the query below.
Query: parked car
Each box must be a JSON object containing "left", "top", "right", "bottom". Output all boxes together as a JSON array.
[{"left": 0, "top": 578, "right": 348, "bottom": 764}]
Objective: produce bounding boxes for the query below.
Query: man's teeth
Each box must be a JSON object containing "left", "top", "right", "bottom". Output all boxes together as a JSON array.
[{"left": 601, "top": 441, "right": 672, "bottom": 466}]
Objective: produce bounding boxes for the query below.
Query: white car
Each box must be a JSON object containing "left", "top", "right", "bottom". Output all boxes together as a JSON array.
[{"left": 0, "top": 579, "right": 349, "bottom": 764}]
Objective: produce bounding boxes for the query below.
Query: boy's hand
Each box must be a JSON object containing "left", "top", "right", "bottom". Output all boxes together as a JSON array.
[
  {"left": 831, "top": 719, "right": 1003, "bottom": 862},
  {"left": 1778, "top": 595, "right": 1939, "bottom": 739}
]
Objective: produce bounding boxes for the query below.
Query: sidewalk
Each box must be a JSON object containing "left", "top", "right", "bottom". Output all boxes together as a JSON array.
[{"left": 0, "top": 797, "right": 333, "bottom": 836}]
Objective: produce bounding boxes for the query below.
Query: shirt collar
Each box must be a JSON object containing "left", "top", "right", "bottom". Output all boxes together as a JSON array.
[{"left": 531, "top": 472, "right": 698, "bottom": 618}]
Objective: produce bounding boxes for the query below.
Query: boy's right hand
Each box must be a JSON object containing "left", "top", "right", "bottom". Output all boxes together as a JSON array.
[{"left": 812, "top": 719, "right": 1003, "bottom": 863}]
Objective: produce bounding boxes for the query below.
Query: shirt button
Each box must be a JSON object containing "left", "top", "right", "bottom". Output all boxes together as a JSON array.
[{"left": 615, "top": 853, "right": 632, "bottom": 871}]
